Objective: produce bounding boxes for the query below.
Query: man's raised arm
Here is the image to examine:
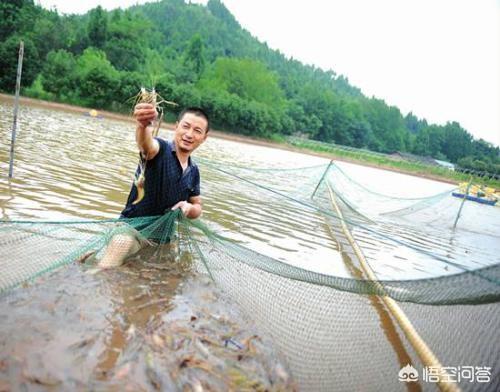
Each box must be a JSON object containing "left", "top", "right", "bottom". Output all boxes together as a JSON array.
[{"left": 133, "top": 103, "right": 160, "bottom": 160}]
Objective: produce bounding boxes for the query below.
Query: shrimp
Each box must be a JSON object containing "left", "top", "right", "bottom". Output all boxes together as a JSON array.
[{"left": 131, "top": 87, "right": 177, "bottom": 205}]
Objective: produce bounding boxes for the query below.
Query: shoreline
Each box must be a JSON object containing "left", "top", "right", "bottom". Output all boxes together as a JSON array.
[{"left": 0, "top": 93, "right": 457, "bottom": 185}]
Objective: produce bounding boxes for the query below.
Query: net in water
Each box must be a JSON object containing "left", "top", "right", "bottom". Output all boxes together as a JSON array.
[{"left": 1, "top": 160, "right": 499, "bottom": 391}]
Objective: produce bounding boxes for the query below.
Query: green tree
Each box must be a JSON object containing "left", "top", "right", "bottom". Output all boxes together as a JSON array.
[
  {"left": 200, "top": 57, "right": 285, "bottom": 108},
  {"left": 0, "top": 0, "right": 26, "bottom": 41},
  {"left": 31, "top": 13, "right": 71, "bottom": 60},
  {"left": 207, "top": 0, "right": 240, "bottom": 29},
  {"left": 472, "top": 139, "right": 499, "bottom": 163},
  {"left": 182, "top": 34, "right": 206, "bottom": 82},
  {"left": 404, "top": 112, "right": 427, "bottom": 134},
  {"left": 41, "top": 49, "right": 77, "bottom": 99},
  {"left": 0, "top": 35, "right": 40, "bottom": 92},
  {"left": 87, "top": 6, "right": 108, "bottom": 49},
  {"left": 103, "top": 10, "right": 159, "bottom": 72},
  {"left": 361, "top": 98, "right": 407, "bottom": 152},
  {"left": 74, "top": 48, "right": 119, "bottom": 108},
  {"left": 412, "top": 125, "right": 444, "bottom": 157},
  {"left": 441, "top": 122, "right": 472, "bottom": 162},
  {"left": 141, "top": 49, "right": 171, "bottom": 87},
  {"left": 66, "top": 21, "right": 90, "bottom": 54}
]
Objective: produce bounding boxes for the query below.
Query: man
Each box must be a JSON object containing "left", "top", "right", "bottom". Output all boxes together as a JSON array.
[{"left": 97, "top": 103, "right": 210, "bottom": 268}]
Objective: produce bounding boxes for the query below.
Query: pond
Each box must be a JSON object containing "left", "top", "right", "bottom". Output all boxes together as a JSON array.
[
  {"left": 1, "top": 97, "right": 499, "bottom": 391},
  {"left": 3, "top": 97, "right": 495, "bottom": 279}
]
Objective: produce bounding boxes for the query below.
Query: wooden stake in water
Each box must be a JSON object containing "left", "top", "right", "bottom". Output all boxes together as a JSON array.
[
  {"left": 311, "top": 160, "right": 334, "bottom": 199},
  {"left": 453, "top": 179, "right": 473, "bottom": 230},
  {"left": 8, "top": 41, "right": 24, "bottom": 178}
]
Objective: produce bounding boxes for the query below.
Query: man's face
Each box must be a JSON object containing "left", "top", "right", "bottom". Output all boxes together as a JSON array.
[{"left": 174, "top": 112, "right": 208, "bottom": 153}]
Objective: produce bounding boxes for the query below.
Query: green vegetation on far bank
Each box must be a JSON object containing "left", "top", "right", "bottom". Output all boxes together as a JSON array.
[
  {"left": 2, "top": 91, "right": 499, "bottom": 190},
  {"left": 1, "top": 0, "right": 499, "bottom": 179},
  {"left": 286, "top": 138, "right": 500, "bottom": 190}
]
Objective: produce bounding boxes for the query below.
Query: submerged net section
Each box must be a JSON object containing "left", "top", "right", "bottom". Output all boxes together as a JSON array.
[
  {"left": 185, "top": 219, "right": 500, "bottom": 391},
  {"left": 0, "top": 213, "right": 180, "bottom": 292},
  {"left": 317, "top": 163, "right": 500, "bottom": 282},
  {"left": 1, "top": 159, "right": 500, "bottom": 391}
]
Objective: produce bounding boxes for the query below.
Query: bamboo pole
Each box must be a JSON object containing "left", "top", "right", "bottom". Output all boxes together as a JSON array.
[
  {"left": 8, "top": 40, "right": 24, "bottom": 178},
  {"left": 452, "top": 178, "right": 473, "bottom": 230},
  {"left": 310, "top": 159, "right": 333, "bottom": 199},
  {"left": 325, "top": 183, "right": 460, "bottom": 392}
]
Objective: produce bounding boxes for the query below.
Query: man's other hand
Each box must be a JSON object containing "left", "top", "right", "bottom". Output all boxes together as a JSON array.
[{"left": 171, "top": 201, "right": 192, "bottom": 216}]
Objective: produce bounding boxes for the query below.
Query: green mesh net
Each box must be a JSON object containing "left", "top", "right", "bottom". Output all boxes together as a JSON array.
[{"left": 1, "top": 160, "right": 499, "bottom": 391}]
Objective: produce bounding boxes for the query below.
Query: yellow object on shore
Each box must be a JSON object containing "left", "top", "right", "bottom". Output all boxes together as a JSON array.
[
  {"left": 458, "top": 182, "right": 498, "bottom": 201},
  {"left": 89, "top": 109, "right": 99, "bottom": 117}
]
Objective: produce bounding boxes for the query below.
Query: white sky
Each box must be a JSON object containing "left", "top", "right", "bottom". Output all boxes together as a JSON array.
[{"left": 38, "top": 0, "right": 500, "bottom": 146}]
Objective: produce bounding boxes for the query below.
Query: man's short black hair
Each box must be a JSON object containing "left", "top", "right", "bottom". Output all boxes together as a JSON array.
[{"left": 177, "top": 107, "right": 210, "bottom": 132}]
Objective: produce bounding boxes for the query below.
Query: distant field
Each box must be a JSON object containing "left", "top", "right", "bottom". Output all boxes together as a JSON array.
[{"left": 287, "top": 137, "right": 500, "bottom": 190}]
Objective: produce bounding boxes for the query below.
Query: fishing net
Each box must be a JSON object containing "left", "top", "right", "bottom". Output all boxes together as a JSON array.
[{"left": 1, "top": 159, "right": 500, "bottom": 391}]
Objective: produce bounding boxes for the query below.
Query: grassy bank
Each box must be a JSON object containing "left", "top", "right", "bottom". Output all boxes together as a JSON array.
[{"left": 286, "top": 138, "right": 500, "bottom": 190}]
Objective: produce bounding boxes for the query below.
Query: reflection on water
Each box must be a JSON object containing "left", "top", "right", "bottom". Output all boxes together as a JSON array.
[
  {"left": 0, "top": 99, "right": 137, "bottom": 220},
  {"left": 1, "top": 98, "right": 499, "bottom": 391},
  {"left": 0, "top": 98, "right": 345, "bottom": 277},
  {"left": 1, "top": 97, "right": 499, "bottom": 280}
]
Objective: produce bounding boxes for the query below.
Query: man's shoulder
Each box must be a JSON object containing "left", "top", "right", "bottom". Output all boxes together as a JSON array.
[
  {"left": 156, "top": 137, "right": 169, "bottom": 149},
  {"left": 189, "top": 157, "right": 200, "bottom": 171},
  {"left": 155, "top": 138, "right": 174, "bottom": 158}
]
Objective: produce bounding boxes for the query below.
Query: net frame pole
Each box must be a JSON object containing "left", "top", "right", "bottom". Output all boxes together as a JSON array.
[
  {"left": 325, "top": 183, "right": 460, "bottom": 392},
  {"left": 9, "top": 41, "right": 24, "bottom": 178},
  {"left": 311, "top": 159, "right": 333, "bottom": 199},
  {"left": 452, "top": 179, "right": 472, "bottom": 230}
]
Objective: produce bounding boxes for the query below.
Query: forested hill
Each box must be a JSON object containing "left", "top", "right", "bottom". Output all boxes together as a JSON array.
[{"left": 0, "top": 0, "right": 498, "bottom": 172}]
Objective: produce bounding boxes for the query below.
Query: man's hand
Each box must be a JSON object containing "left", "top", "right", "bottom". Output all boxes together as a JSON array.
[
  {"left": 134, "top": 103, "right": 160, "bottom": 159},
  {"left": 134, "top": 103, "right": 157, "bottom": 129},
  {"left": 171, "top": 201, "right": 193, "bottom": 217},
  {"left": 171, "top": 199, "right": 202, "bottom": 219}
]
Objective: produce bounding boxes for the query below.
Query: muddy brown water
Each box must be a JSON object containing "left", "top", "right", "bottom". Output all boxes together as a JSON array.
[
  {"left": 0, "top": 244, "right": 295, "bottom": 391},
  {"left": 1, "top": 98, "right": 499, "bottom": 391}
]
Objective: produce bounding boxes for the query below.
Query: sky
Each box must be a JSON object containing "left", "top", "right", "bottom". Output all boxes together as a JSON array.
[{"left": 37, "top": 0, "right": 500, "bottom": 146}]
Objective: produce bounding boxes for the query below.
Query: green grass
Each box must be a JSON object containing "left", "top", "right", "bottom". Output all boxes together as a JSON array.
[{"left": 286, "top": 138, "right": 500, "bottom": 190}]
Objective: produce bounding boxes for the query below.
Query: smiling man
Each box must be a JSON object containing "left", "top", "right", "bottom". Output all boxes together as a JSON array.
[
  {"left": 121, "top": 104, "right": 209, "bottom": 219},
  {"left": 94, "top": 104, "right": 209, "bottom": 268}
]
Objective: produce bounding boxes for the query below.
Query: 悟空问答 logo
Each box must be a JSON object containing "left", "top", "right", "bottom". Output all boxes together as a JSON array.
[{"left": 399, "top": 364, "right": 419, "bottom": 382}]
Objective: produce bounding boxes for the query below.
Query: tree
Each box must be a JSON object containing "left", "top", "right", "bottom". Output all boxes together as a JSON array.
[
  {"left": 361, "top": 98, "right": 407, "bottom": 152},
  {"left": 182, "top": 34, "right": 206, "bottom": 82},
  {"left": 141, "top": 49, "right": 171, "bottom": 87},
  {"left": 87, "top": 6, "right": 108, "bottom": 49},
  {"left": 0, "top": 35, "right": 40, "bottom": 92},
  {"left": 412, "top": 125, "right": 444, "bottom": 157},
  {"left": 0, "top": 0, "right": 26, "bottom": 41},
  {"left": 67, "top": 18, "right": 90, "bottom": 54},
  {"left": 31, "top": 13, "right": 70, "bottom": 60},
  {"left": 472, "top": 139, "right": 499, "bottom": 163},
  {"left": 74, "top": 48, "right": 119, "bottom": 108},
  {"left": 207, "top": 0, "right": 240, "bottom": 29},
  {"left": 41, "top": 49, "right": 77, "bottom": 98},
  {"left": 441, "top": 122, "right": 473, "bottom": 162},
  {"left": 103, "top": 10, "right": 158, "bottom": 72},
  {"left": 199, "top": 58, "right": 285, "bottom": 108},
  {"left": 404, "top": 112, "right": 427, "bottom": 134}
]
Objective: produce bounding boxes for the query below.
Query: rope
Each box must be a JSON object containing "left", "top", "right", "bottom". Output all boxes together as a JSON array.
[
  {"left": 197, "top": 157, "right": 329, "bottom": 172},
  {"left": 331, "top": 161, "right": 458, "bottom": 201}
]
